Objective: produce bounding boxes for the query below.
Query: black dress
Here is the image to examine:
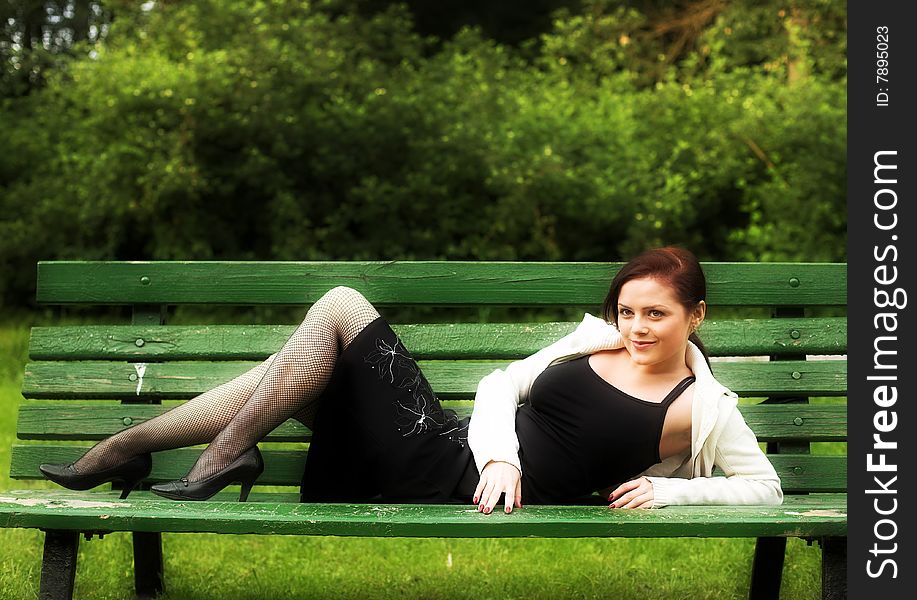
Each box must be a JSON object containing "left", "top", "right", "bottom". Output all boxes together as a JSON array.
[
  {"left": 515, "top": 355, "right": 695, "bottom": 504},
  {"left": 299, "top": 316, "right": 693, "bottom": 506},
  {"left": 299, "top": 315, "right": 477, "bottom": 504}
]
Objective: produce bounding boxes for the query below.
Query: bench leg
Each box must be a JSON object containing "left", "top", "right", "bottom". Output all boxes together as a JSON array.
[
  {"left": 133, "top": 531, "right": 165, "bottom": 598},
  {"left": 749, "top": 536, "right": 785, "bottom": 599},
  {"left": 821, "top": 536, "right": 846, "bottom": 600},
  {"left": 39, "top": 529, "right": 79, "bottom": 600}
]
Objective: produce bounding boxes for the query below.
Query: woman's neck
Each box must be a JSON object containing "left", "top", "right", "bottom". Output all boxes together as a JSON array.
[{"left": 619, "top": 346, "right": 694, "bottom": 379}]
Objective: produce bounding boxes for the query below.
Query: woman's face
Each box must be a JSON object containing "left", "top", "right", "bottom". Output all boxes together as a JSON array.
[{"left": 615, "top": 277, "right": 704, "bottom": 372}]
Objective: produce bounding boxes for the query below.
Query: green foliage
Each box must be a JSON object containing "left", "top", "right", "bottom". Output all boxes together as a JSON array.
[{"left": 0, "top": 0, "right": 846, "bottom": 308}]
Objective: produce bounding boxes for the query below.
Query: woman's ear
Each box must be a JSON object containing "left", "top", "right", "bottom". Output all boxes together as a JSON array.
[{"left": 692, "top": 300, "right": 706, "bottom": 329}]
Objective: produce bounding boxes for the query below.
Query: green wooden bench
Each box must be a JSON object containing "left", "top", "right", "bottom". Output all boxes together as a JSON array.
[{"left": 1, "top": 261, "right": 847, "bottom": 599}]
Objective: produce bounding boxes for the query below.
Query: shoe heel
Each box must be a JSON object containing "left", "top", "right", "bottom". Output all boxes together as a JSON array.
[
  {"left": 118, "top": 476, "right": 141, "bottom": 500},
  {"left": 117, "top": 454, "right": 153, "bottom": 499},
  {"left": 238, "top": 446, "right": 264, "bottom": 502},
  {"left": 239, "top": 478, "right": 255, "bottom": 502}
]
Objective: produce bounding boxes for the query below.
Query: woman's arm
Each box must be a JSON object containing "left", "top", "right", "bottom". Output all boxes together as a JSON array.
[
  {"left": 467, "top": 369, "right": 526, "bottom": 476},
  {"left": 643, "top": 408, "right": 784, "bottom": 507}
]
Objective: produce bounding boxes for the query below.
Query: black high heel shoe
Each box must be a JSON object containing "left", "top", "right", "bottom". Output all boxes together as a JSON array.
[
  {"left": 150, "top": 446, "right": 264, "bottom": 502},
  {"left": 38, "top": 453, "right": 153, "bottom": 500}
]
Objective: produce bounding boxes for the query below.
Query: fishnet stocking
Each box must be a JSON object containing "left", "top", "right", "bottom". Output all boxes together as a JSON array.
[{"left": 72, "top": 286, "right": 381, "bottom": 483}]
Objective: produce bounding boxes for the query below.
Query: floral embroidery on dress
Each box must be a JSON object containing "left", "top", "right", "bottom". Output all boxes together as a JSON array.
[{"left": 363, "top": 334, "right": 468, "bottom": 448}]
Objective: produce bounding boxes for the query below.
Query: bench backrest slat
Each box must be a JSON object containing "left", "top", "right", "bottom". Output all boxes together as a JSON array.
[
  {"left": 37, "top": 262, "right": 847, "bottom": 306},
  {"left": 16, "top": 403, "right": 847, "bottom": 442},
  {"left": 10, "top": 445, "right": 846, "bottom": 493},
  {"left": 21, "top": 358, "right": 846, "bottom": 399},
  {"left": 28, "top": 319, "right": 847, "bottom": 360}
]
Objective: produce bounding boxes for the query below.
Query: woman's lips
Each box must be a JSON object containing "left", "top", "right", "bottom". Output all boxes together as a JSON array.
[{"left": 631, "top": 340, "right": 655, "bottom": 350}]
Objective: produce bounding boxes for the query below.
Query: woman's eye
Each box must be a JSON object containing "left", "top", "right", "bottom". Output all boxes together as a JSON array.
[{"left": 651, "top": 310, "right": 663, "bottom": 317}]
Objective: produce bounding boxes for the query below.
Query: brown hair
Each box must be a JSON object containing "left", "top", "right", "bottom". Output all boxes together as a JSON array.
[{"left": 600, "top": 246, "right": 712, "bottom": 369}]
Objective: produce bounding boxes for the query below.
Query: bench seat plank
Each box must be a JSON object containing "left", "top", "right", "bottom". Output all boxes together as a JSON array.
[
  {"left": 22, "top": 359, "right": 848, "bottom": 399},
  {"left": 28, "top": 318, "right": 847, "bottom": 360},
  {"left": 16, "top": 403, "right": 847, "bottom": 442},
  {"left": 0, "top": 489, "right": 847, "bottom": 538}
]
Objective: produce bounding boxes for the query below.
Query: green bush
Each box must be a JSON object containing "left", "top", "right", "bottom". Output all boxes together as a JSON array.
[{"left": 0, "top": 0, "right": 846, "bottom": 309}]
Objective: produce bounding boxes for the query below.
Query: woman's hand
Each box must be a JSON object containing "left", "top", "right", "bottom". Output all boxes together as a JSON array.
[
  {"left": 607, "top": 476, "right": 654, "bottom": 509},
  {"left": 473, "top": 460, "right": 523, "bottom": 514}
]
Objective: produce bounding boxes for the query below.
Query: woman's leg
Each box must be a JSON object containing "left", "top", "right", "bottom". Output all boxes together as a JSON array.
[
  {"left": 71, "top": 352, "right": 279, "bottom": 474},
  {"left": 183, "top": 285, "right": 380, "bottom": 482},
  {"left": 71, "top": 286, "right": 380, "bottom": 478}
]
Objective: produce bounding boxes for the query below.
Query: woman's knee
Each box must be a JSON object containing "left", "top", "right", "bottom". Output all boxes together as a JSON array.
[
  {"left": 293, "top": 286, "right": 382, "bottom": 356},
  {"left": 325, "top": 285, "right": 362, "bottom": 299},
  {"left": 312, "top": 286, "right": 379, "bottom": 321},
  {"left": 320, "top": 285, "right": 372, "bottom": 308}
]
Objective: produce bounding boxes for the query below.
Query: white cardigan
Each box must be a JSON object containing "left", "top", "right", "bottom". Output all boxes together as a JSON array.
[{"left": 466, "top": 312, "right": 784, "bottom": 508}]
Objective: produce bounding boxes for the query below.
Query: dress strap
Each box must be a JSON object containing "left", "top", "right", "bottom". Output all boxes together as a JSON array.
[{"left": 660, "top": 376, "right": 696, "bottom": 406}]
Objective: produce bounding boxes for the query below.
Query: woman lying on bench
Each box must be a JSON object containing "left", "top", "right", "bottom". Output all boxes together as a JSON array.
[{"left": 39, "top": 246, "right": 783, "bottom": 514}]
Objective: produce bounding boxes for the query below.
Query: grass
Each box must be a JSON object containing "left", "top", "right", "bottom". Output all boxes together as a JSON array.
[{"left": 0, "top": 319, "right": 834, "bottom": 600}]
